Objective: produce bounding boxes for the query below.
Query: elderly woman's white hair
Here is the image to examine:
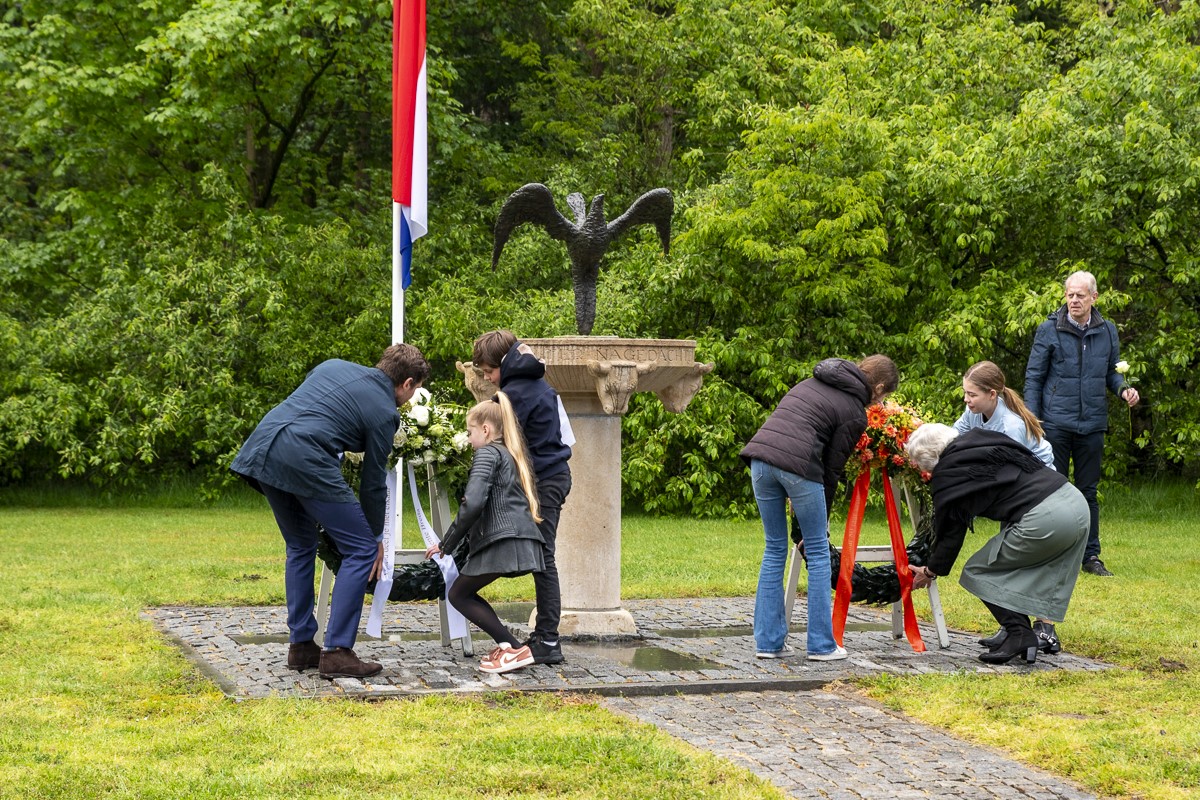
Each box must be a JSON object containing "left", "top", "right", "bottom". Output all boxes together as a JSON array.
[{"left": 906, "top": 423, "right": 959, "bottom": 473}]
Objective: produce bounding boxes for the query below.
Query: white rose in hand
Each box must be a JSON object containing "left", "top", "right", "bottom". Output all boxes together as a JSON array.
[{"left": 1115, "top": 360, "right": 1130, "bottom": 375}]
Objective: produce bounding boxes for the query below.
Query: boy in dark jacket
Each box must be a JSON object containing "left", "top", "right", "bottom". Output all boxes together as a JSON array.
[{"left": 472, "top": 330, "right": 574, "bottom": 664}]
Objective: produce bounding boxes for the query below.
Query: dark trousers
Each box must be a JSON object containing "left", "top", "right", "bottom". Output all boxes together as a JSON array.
[
  {"left": 532, "top": 467, "right": 571, "bottom": 639},
  {"left": 261, "top": 484, "right": 377, "bottom": 650},
  {"left": 1043, "top": 427, "right": 1105, "bottom": 562}
]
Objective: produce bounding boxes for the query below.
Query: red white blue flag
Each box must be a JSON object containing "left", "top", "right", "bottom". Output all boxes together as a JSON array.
[{"left": 393, "top": 0, "right": 427, "bottom": 289}]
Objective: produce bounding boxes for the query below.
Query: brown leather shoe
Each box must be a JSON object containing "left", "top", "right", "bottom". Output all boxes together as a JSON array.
[
  {"left": 319, "top": 647, "right": 383, "bottom": 679},
  {"left": 287, "top": 640, "right": 321, "bottom": 671}
]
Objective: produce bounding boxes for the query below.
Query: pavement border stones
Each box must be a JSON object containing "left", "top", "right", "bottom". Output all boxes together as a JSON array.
[{"left": 144, "top": 598, "right": 1106, "bottom": 799}]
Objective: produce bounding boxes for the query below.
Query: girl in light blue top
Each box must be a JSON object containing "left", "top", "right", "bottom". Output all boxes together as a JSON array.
[
  {"left": 954, "top": 361, "right": 1054, "bottom": 467},
  {"left": 952, "top": 360, "right": 1063, "bottom": 655}
]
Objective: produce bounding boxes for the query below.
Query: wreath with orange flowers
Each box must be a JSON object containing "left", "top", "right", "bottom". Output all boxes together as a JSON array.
[{"left": 793, "top": 402, "right": 937, "bottom": 606}]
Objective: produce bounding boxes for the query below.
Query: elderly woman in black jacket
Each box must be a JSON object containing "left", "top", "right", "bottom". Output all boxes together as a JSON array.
[
  {"left": 740, "top": 355, "right": 898, "bottom": 661},
  {"left": 906, "top": 424, "right": 1090, "bottom": 664}
]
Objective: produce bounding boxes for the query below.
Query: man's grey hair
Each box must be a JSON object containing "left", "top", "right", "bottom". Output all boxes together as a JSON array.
[
  {"left": 1065, "top": 270, "right": 1098, "bottom": 295},
  {"left": 906, "top": 423, "right": 959, "bottom": 474}
]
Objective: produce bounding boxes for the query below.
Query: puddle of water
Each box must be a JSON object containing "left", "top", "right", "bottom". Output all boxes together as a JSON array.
[
  {"left": 232, "top": 631, "right": 489, "bottom": 645},
  {"left": 567, "top": 642, "right": 725, "bottom": 672},
  {"left": 654, "top": 622, "right": 890, "bottom": 639},
  {"left": 490, "top": 601, "right": 536, "bottom": 624}
]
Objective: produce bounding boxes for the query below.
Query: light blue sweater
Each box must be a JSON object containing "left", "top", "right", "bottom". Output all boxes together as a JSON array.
[{"left": 953, "top": 396, "right": 1054, "bottom": 467}]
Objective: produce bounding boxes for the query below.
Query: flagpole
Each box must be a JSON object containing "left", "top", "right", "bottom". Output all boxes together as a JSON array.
[
  {"left": 393, "top": 202, "right": 405, "bottom": 345},
  {"left": 393, "top": 0, "right": 426, "bottom": 551}
]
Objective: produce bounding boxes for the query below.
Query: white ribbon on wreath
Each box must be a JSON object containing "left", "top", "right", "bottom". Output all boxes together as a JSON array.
[{"left": 365, "top": 464, "right": 468, "bottom": 640}]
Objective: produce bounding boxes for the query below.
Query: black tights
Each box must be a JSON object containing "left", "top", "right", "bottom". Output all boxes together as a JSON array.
[{"left": 448, "top": 572, "right": 518, "bottom": 647}]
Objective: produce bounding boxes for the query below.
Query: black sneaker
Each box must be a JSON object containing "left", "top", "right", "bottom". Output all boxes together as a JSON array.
[
  {"left": 1081, "top": 557, "right": 1114, "bottom": 577},
  {"left": 525, "top": 634, "right": 565, "bottom": 665}
]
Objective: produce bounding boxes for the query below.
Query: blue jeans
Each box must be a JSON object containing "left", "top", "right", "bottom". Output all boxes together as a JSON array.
[{"left": 750, "top": 459, "right": 837, "bottom": 655}]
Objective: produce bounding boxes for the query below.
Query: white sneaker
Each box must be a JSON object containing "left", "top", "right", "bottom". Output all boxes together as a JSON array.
[
  {"left": 755, "top": 645, "right": 795, "bottom": 659},
  {"left": 807, "top": 646, "right": 848, "bottom": 661}
]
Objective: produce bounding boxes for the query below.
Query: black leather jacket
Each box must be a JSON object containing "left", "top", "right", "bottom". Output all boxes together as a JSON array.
[{"left": 439, "top": 443, "right": 543, "bottom": 554}]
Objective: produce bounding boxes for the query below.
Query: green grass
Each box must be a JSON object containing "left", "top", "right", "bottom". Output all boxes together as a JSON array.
[{"left": 0, "top": 479, "right": 1197, "bottom": 798}]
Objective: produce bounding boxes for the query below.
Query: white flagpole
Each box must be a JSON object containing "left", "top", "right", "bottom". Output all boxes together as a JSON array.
[{"left": 392, "top": 201, "right": 405, "bottom": 550}]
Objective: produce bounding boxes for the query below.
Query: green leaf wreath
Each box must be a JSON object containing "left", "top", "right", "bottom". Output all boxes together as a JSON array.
[{"left": 317, "top": 525, "right": 470, "bottom": 602}]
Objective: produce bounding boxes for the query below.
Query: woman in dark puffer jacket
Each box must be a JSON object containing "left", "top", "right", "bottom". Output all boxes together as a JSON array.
[{"left": 740, "top": 355, "right": 898, "bottom": 661}]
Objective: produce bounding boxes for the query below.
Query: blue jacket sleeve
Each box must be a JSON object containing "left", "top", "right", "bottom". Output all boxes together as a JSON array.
[
  {"left": 1024, "top": 324, "right": 1053, "bottom": 418},
  {"left": 1105, "top": 321, "right": 1126, "bottom": 397},
  {"left": 359, "top": 418, "right": 398, "bottom": 540}
]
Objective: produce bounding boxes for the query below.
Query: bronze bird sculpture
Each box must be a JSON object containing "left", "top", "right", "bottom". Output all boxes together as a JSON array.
[{"left": 491, "top": 183, "right": 673, "bottom": 335}]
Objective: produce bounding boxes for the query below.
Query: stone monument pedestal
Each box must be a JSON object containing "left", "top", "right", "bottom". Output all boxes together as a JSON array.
[{"left": 461, "top": 336, "right": 712, "bottom": 637}]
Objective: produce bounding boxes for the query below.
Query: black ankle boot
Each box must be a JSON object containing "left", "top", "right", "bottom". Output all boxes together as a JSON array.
[
  {"left": 978, "top": 628, "right": 1038, "bottom": 664},
  {"left": 978, "top": 627, "right": 1008, "bottom": 648},
  {"left": 978, "top": 602, "right": 1038, "bottom": 665},
  {"left": 1033, "top": 621, "right": 1062, "bottom": 655}
]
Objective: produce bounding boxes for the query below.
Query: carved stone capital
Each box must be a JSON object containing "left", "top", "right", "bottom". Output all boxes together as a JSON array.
[
  {"left": 456, "top": 361, "right": 496, "bottom": 403},
  {"left": 586, "top": 360, "right": 657, "bottom": 415},
  {"left": 655, "top": 362, "right": 714, "bottom": 413}
]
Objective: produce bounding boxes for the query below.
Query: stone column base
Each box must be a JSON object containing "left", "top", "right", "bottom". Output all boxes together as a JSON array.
[{"left": 531, "top": 608, "right": 639, "bottom": 637}]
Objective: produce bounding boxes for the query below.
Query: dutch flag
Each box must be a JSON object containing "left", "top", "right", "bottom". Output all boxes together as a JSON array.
[{"left": 393, "top": 0, "right": 427, "bottom": 290}]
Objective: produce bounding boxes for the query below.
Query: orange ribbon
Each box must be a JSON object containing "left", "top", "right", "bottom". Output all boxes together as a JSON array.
[
  {"left": 832, "top": 470, "right": 870, "bottom": 646},
  {"left": 832, "top": 467, "right": 926, "bottom": 652}
]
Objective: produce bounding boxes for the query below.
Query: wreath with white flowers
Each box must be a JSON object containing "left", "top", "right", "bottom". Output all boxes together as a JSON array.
[{"left": 319, "top": 389, "right": 473, "bottom": 601}]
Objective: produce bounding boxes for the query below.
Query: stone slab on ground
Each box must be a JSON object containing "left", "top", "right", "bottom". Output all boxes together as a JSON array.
[{"left": 144, "top": 597, "right": 1108, "bottom": 700}]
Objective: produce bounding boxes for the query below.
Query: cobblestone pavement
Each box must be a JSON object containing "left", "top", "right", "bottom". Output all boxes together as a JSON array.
[
  {"left": 146, "top": 598, "right": 1105, "bottom": 799},
  {"left": 605, "top": 690, "right": 1098, "bottom": 800}
]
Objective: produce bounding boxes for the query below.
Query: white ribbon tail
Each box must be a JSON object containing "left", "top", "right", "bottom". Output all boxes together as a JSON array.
[
  {"left": 366, "top": 468, "right": 400, "bottom": 638},
  {"left": 407, "top": 463, "right": 469, "bottom": 640},
  {"left": 433, "top": 554, "right": 469, "bottom": 640}
]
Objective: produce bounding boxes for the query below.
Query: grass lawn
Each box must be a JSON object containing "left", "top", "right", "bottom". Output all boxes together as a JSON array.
[{"left": 0, "top": 479, "right": 1197, "bottom": 798}]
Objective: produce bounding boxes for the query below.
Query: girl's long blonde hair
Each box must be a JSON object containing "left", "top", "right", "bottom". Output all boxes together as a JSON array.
[
  {"left": 467, "top": 392, "right": 542, "bottom": 522},
  {"left": 963, "top": 361, "right": 1045, "bottom": 441}
]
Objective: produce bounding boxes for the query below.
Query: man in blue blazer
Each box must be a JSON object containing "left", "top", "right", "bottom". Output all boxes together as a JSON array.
[{"left": 232, "top": 343, "right": 430, "bottom": 678}]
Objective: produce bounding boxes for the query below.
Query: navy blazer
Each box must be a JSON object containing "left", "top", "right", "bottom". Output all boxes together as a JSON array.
[{"left": 231, "top": 360, "right": 399, "bottom": 538}]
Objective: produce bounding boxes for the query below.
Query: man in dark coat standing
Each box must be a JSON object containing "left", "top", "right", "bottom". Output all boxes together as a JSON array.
[
  {"left": 231, "top": 343, "right": 430, "bottom": 678},
  {"left": 1025, "top": 270, "right": 1140, "bottom": 577}
]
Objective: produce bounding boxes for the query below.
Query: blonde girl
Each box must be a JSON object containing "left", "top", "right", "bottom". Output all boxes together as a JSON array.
[
  {"left": 954, "top": 361, "right": 1054, "bottom": 467},
  {"left": 426, "top": 393, "right": 544, "bottom": 674}
]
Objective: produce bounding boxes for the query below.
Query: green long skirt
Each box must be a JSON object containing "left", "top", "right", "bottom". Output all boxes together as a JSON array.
[{"left": 959, "top": 482, "right": 1090, "bottom": 622}]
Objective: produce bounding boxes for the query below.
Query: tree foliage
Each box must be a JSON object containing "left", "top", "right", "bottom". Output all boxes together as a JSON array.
[{"left": 2, "top": 0, "right": 1199, "bottom": 512}]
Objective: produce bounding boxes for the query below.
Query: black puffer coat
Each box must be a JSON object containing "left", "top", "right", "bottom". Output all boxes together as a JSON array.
[{"left": 739, "top": 358, "right": 872, "bottom": 511}]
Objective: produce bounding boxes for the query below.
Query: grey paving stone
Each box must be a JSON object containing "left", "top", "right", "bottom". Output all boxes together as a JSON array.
[{"left": 144, "top": 597, "right": 1103, "bottom": 800}]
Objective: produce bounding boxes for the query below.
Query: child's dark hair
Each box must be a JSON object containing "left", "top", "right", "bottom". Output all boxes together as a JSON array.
[
  {"left": 858, "top": 354, "right": 899, "bottom": 397},
  {"left": 472, "top": 330, "right": 518, "bottom": 368}
]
